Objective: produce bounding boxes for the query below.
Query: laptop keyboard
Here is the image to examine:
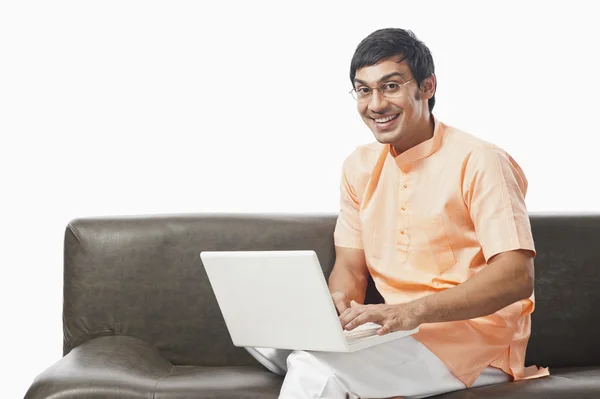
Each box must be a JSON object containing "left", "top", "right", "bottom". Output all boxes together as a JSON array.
[{"left": 343, "top": 325, "right": 380, "bottom": 343}]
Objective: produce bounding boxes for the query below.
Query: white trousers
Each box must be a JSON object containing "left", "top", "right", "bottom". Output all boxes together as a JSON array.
[{"left": 246, "top": 336, "right": 511, "bottom": 399}]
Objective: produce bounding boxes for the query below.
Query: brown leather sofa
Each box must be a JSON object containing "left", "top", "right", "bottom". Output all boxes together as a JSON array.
[{"left": 24, "top": 213, "right": 600, "bottom": 398}]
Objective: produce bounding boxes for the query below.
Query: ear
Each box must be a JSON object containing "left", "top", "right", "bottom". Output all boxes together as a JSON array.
[{"left": 420, "top": 74, "right": 436, "bottom": 100}]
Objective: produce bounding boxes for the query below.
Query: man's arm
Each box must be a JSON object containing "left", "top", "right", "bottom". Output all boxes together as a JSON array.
[
  {"left": 414, "top": 249, "right": 534, "bottom": 324},
  {"left": 328, "top": 246, "right": 370, "bottom": 314},
  {"left": 340, "top": 249, "right": 534, "bottom": 333},
  {"left": 330, "top": 151, "right": 369, "bottom": 314}
]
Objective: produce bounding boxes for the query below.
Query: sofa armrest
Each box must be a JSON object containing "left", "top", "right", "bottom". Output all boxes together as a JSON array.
[{"left": 25, "top": 335, "right": 173, "bottom": 399}]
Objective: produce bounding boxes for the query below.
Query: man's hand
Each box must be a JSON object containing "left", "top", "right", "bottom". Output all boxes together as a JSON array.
[
  {"left": 331, "top": 291, "right": 352, "bottom": 315},
  {"left": 339, "top": 300, "right": 423, "bottom": 335}
]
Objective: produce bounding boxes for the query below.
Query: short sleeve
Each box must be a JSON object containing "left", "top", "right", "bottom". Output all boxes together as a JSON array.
[
  {"left": 463, "top": 146, "right": 536, "bottom": 262},
  {"left": 333, "top": 157, "right": 363, "bottom": 249}
]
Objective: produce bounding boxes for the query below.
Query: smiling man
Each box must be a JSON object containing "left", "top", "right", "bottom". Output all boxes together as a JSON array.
[{"left": 247, "top": 28, "right": 549, "bottom": 398}]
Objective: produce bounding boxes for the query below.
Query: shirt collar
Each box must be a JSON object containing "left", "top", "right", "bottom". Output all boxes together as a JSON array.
[{"left": 389, "top": 116, "right": 444, "bottom": 170}]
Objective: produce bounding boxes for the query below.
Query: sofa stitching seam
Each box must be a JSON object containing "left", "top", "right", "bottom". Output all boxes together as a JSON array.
[{"left": 153, "top": 364, "right": 175, "bottom": 399}]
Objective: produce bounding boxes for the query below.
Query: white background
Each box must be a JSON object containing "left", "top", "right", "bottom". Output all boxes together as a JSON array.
[{"left": 2, "top": 0, "right": 599, "bottom": 397}]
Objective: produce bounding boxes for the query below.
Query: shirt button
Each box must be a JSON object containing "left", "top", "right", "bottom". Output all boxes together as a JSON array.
[
  {"left": 399, "top": 229, "right": 405, "bottom": 235},
  {"left": 401, "top": 205, "right": 407, "bottom": 211}
]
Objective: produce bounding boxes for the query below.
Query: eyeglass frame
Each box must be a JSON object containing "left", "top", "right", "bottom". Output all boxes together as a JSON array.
[{"left": 349, "top": 78, "right": 416, "bottom": 102}]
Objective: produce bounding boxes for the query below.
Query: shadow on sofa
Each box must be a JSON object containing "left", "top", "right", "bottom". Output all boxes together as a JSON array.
[{"left": 24, "top": 213, "right": 600, "bottom": 398}]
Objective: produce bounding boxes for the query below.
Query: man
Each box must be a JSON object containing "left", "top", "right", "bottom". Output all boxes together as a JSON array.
[{"left": 246, "top": 28, "right": 549, "bottom": 398}]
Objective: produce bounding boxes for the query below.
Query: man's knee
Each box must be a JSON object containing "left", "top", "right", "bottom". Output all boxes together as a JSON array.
[
  {"left": 286, "top": 350, "right": 325, "bottom": 374},
  {"left": 281, "top": 351, "right": 350, "bottom": 398}
]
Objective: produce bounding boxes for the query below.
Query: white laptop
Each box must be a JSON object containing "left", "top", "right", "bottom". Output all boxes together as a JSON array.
[{"left": 200, "top": 250, "right": 418, "bottom": 352}]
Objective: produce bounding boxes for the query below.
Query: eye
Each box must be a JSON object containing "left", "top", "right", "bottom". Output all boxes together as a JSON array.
[
  {"left": 356, "top": 87, "right": 372, "bottom": 94},
  {"left": 382, "top": 82, "right": 400, "bottom": 91}
]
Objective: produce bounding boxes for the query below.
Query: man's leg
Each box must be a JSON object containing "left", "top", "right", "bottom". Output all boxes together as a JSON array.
[{"left": 278, "top": 336, "right": 511, "bottom": 399}]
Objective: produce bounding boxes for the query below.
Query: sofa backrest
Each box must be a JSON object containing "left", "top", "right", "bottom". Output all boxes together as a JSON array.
[
  {"left": 63, "top": 214, "right": 377, "bottom": 366},
  {"left": 63, "top": 213, "right": 600, "bottom": 368},
  {"left": 525, "top": 214, "right": 600, "bottom": 368}
]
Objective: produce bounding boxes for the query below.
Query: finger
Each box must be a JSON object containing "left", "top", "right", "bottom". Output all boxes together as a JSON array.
[
  {"left": 344, "top": 311, "right": 378, "bottom": 331},
  {"left": 342, "top": 302, "right": 368, "bottom": 317},
  {"left": 339, "top": 307, "right": 360, "bottom": 328},
  {"left": 339, "top": 308, "right": 356, "bottom": 327},
  {"left": 377, "top": 323, "right": 392, "bottom": 335}
]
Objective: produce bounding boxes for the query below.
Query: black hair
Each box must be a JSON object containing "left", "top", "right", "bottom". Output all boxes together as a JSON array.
[{"left": 350, "top": 28, "right": 436, "bottom": 112}]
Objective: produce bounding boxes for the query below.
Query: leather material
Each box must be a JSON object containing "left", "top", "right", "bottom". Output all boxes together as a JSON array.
[
  {"left": 526, "top": 214, "right": 600, "bottom": 368},
  {"left": 432, "top": 367, "right": 600, "bottom": 398},
  {"left": 24, "top": 213, "right": 600, "bottom": 398},
  {"left": 62, "top": 214, "right": 345, "bottom": 367},
  {"left": 154, "top": 366, "right": 282, "bottom": 399},
  {"left": 25, "top": 335, "right": 172, "bottom": 399},
  {"left": 25, "top": 335, "right": 282, "bottom": 399}
]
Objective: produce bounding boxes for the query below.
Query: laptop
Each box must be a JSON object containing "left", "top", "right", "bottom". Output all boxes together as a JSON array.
[{"left": 200, "top": 250, "right": 419, "bottom": 352}]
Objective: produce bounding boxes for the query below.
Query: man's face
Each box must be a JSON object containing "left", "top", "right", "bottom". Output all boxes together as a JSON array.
[{"left": 353, "top": 56, "right": 432, "bottom": 146}]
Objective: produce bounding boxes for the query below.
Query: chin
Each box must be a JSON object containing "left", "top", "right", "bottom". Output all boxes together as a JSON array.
[{"left": 373, "top": 129, "right": 401, "bottom": 144}]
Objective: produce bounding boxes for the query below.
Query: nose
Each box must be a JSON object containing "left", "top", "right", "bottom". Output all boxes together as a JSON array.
[{"left": 368, "top": 89, "right": 388, "bottom": 113}]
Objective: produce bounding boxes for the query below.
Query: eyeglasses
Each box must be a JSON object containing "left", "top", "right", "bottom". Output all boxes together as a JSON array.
[{"left": 349, "top": 79, "right": 415, "bottom": 102}]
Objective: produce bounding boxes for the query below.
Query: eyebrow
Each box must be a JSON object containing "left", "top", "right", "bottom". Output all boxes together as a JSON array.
[{"left": 354, "top": 72, "right": 406, "bottom": 86}]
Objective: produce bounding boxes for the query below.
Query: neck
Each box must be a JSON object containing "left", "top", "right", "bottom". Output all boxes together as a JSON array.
[{"left": 392, "top": 115, "right": 435, "bottom": 155}]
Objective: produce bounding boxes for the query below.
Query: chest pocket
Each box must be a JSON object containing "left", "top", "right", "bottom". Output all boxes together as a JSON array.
[
  {"left": 361, "top": 213, "right": 408, "bottom": 265},
  {"left": 409, "top": 215, "right": 456, "bottom": 274}
]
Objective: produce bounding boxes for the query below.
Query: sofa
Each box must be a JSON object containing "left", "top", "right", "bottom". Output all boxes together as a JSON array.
[{"left": 24, "top": 213, "right": 600, "bottom": 398}]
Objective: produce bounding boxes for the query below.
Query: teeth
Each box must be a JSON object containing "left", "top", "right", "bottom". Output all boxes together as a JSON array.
[{"left": 375, "top": 115, "right": 398, "bottom": 123}]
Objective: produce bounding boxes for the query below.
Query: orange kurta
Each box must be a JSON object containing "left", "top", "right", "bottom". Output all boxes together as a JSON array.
[{"left": 333, "top": 117, "right": 549, "bottom": 387}]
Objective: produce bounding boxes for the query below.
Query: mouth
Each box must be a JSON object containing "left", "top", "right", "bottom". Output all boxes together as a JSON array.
[{"left": 372, "top": 114, "right": 400, "bottom": 130}]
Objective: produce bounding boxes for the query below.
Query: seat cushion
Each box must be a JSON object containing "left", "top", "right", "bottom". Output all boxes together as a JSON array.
[
  {"left": 26, "top": 335, "right": 598, "bottom": 399},
  {"left": 432, "top": 367, "right": 600, "bottom": 398},
  {"left": 25, "top": 335, "right": 282, "bottom": 399},
  {"left": 155, "top": 366, "right": 282, "bottom": 399}
]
